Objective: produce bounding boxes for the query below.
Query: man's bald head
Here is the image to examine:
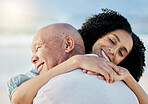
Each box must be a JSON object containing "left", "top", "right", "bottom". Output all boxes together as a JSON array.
[
  {"left": 31, "top": 23, "right": 85, "bottom": 74},
  {"left": 32, "top": 23, "right": 85, "bottom": 71},
  {"left": 34, "top": 23, "right": 84, "bottom": 48}
]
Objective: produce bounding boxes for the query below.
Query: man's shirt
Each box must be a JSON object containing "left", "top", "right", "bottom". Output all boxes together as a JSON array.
[
  {"left": 7, "top": 65, "right": 39, "bottom": 99},
  {"left": 33, "top": 54, "right": 139, "bottom": 104}
]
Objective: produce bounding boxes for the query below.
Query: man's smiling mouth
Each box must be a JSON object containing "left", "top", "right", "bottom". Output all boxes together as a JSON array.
[{"left": 37, "top": 62, "right": 44, "bottom": 74}]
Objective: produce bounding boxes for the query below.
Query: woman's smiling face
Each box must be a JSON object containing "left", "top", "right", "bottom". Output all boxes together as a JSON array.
[{"left": 92, "top": 29, "right": 133, "bottom": 65}]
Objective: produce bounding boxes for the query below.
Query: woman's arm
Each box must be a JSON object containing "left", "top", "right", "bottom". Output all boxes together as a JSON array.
[
  {"left": 118, "top": 67, "right": 148, "bottom": 104},
  {"left": 89, "top": 66, "right": 148, "bottom": 104},
  {"left": 11, "top": 55, "right": 79, "bottom": 104},
  {"left": 7, "top": 66, "right": 39, "bottom": 100},
  {"left": 125, "top": 76, "right": 148, "bottom": 104},
  {"left": 11, "top": 54, "right": 121, "bottom": 104}
]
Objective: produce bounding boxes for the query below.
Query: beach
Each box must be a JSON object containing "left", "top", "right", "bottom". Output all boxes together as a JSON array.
[{"left": 0, "top": 34, "right": 148, "bottom": 104}]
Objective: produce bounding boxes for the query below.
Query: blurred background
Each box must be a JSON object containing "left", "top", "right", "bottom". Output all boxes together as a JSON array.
[{"left": 0, "top": 0, "right": 148, "bottom": 103}]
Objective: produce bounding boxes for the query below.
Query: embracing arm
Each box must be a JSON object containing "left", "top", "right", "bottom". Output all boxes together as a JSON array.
[
  {"left": 11, "top": 55, "right": 80, "bottom": 104},
  {"left": 7, "top": 66, "right": 38, "bottom": 100},
  {"left": 11, "top": 54, "right": 120, "bottom": 104},
  {"left": 94, "top": 66, "right": 148, "bottom": 104},
  {"left": 76, "top": 56, "right": 148, "bottom": 104},
  {"left": 122, "top": 70, "right": 148, "bottom": 104}
]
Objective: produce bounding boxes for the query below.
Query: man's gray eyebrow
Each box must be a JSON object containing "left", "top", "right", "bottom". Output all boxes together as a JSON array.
[
  {"left": 112, "top": 34, "right": 120, "bottom": 42},
  {"left": 31, "top": 43, "right": 37, "bottom": 52}
]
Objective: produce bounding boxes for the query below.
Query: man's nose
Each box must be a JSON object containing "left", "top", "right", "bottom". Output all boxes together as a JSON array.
[{"left": 31, "top": 54, "right": 39, "bottom": 64}]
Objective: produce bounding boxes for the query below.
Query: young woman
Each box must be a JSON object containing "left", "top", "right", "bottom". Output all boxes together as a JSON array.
[{"left": 77, "top": 9, "right": 147, "bottom": 104}]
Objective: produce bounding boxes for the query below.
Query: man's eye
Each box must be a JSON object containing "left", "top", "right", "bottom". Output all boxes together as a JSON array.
[
  {"left": 36, "top": 46, "right": 41, "bottom": 51},
  {"left": 109, "top": 38, "right": 116, "bottom": 45}
]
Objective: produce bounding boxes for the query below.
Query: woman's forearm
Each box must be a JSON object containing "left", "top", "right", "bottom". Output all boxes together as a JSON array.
[
  {"left": 11, "top": 55, "right": 81, "bottom": 104},
  {"left": 11, "top": 69, "right": 57, "bottom": 104},
  {"left": 124, "top": 75, "right": 148, "bottom": 104},
  {"left": 10, "top": 54, "right": 120, "bottom": 104}
]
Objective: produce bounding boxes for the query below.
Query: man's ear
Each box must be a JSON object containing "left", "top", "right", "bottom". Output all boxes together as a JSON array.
[{"left": 64, "top": 36, "right": 75, "bottom": 53}]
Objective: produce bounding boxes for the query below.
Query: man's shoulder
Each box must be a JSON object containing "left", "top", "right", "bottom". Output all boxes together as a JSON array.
[
  {"left": 39, "top": 69, "right": 131, "bottom": 93},
  {"left": 37, "top": 69, "right": 138, "bottom": 104}
]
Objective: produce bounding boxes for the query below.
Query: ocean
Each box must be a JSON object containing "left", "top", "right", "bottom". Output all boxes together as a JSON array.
[
  {"left": 0, "top": 35, "right": 33, "bottom": 88},
  {"left": 0, "top": 34, "right": 148, "bottom": 103}
]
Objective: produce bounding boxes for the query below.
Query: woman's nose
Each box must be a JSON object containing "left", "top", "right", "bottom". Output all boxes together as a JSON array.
[{"left": 108, "top": 47, "right": 118, "bottom": 56}]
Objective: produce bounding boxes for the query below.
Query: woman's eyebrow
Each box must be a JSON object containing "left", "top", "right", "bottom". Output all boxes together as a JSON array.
[
  {"left": 111, "top": 34, "right": 128, "bottom": 53},
  {"left": 112, "top": 34, "right": 120, "bottom": 42},
  {"left": 123, "top": 47, "right": 128, "bottom": 53}
]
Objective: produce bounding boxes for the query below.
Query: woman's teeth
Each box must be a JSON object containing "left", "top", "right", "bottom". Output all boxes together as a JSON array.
[{"left": 101, "top": 50, "right": 110, "bottom": 61}]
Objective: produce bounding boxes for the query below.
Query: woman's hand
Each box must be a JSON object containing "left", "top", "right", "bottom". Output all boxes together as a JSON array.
[
  {"left": 76, "top": 55, "right": 122, "bottom": 83},
  {"left": 116, "top": 66, "right": 131, "bottom": 81},
  {"left": 83, "top": 66, "right": 132, "bottom": 84}
]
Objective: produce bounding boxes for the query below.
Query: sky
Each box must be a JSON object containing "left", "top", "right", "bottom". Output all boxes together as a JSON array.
[{"left": 0, "top": 0, "right": 148, "bottom": 35}]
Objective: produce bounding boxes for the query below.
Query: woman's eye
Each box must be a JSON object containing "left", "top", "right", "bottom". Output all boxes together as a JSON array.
[
  {"left": 109, "top": 38, "right": 116, "bottom": 45},
  {"left": 119, "top": 50, "right": 123, "bottom": 57}
]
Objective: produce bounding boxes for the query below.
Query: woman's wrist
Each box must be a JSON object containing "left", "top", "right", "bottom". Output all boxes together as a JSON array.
[
  {"left": 56, "top": 54, "right": 84, "bottom": 73},
  {"left": 124, "top": 73, "right": 135, "bottom": 84},
  {"left": 70, "top": 55, "right": 83, "bottom": 69}
]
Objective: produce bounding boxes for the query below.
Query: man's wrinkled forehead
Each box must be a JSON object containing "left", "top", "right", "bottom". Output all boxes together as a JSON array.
[
  {"left": 35, "top": 27, "right": 54, "bottom": 41},
  {"left": 32, "top": 23, "right": 83, "bottom": 44},
  {"left": 32, "top": 26, "right": 63, "bottom": 47}
]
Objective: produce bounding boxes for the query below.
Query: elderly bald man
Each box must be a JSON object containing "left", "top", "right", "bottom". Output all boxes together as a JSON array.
[{"left": 9, "top": 23, "right": 85, "bottom": 104}]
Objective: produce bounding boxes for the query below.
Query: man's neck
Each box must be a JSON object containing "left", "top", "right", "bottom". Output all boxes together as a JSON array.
[
  {"left": 67, "top": 50, "right": 85, "bottom": 59},
  {"left": 57, "top": 49, "right": 84, "bottom": 66}
]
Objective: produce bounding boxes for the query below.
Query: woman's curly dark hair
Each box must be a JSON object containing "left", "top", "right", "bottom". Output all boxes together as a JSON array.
[
  {"left": 78, "top": 8, "right": 146, "bottom": 81},
  {"left": 119, "top": 33, "right": 146, "bottom": 81}
]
